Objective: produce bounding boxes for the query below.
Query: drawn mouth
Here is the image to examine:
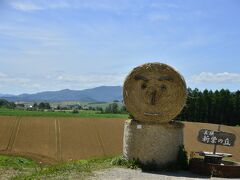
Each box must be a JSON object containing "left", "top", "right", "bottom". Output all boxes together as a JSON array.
[{"left": 144, "top": 112, "right": 161, "bottom": 116}]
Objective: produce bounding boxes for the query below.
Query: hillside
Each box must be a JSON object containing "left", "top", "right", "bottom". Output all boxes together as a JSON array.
[
  {"left": 1, "top": 86, "right": 122, "bottom": 102},
  {"left": 0, "top": 94, "right": 14, "bottom": 97}
]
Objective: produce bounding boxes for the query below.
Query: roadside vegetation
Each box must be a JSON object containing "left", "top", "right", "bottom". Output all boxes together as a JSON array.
[
  {"left": 0, "top": 155, "right": 140, "bottom": 179},
  {"left": 0, "top": 146, "right": 189, "bottom": 179},
  {"left": 0, "top": 155, "right": 112, "bottom": 179},
  {"left": 111, "top": 145, "right": 189, "bottom": 172},
  {"left": 0, "top": 155, "right": 37, "bottom": 170}
]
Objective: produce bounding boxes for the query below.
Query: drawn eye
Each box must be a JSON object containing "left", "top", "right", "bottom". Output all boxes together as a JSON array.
[
  {"left": 141, "top": 83, "right": 147, "bottom": 89},
  {"left": 160, "top": 84, "right": 167, "bottom": 91},
  {"left": 134, "top": 75, "right": 148, "bottom": 82},
  {"left": 158, "top": 76, "right": 173, "bottom": 82}
]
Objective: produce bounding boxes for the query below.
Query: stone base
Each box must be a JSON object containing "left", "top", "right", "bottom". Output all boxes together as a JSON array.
[{"left": 123, "top": 119, "right": 184, "bottom": 166}]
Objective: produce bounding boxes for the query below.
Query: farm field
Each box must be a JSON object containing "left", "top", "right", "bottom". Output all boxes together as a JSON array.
[
  {"left": 60, "top": 118, "right": 124, "bottom": 162},
  {"left": 23, "top": 101, "right": 124, "bottom": 109},
  {"left": 0, "top": 115, "right": 239, "bottom": 164},
  {"left": 0, "top": 108, "right": 128, "bottom": 118},
  {"left": 0, "top": 116, "right": 125, "bottom": 164},
  {"left": 0, "top": 116, "right": 17, "bottom": 151}
]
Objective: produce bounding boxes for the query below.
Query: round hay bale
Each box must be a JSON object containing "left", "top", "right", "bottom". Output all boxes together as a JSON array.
[{"left": 123, "top": 62, "right": 187, "bottom": 123}]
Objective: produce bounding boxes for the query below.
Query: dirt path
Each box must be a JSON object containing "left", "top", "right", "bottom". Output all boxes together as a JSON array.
[{"left": 89, "top": 167, "right": 233, "bottom": 180}]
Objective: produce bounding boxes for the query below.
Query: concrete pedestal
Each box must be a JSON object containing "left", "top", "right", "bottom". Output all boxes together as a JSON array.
[{"left": 123, "top": 119, "right": 184, "bottom": 166}]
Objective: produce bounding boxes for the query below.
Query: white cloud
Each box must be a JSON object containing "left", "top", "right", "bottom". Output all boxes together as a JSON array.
[
  {"left": 8, "top": 0, "right": 129, "bottom": 12},
  {"left": 9, "top": 1, "right": 43, "bottom": 12},
  {"left": 0, "top": 25, "right": 65, "bottom": 47},
  {"left": 189, "top": 72, "right": 240, "bottom": 83},
  {"left": 56, "top": 73, "right": 126, "bottom": 86},
  {"left": 0, "top": 72, "right": 8, "bottom": 78},
  {"left": 0, "top": 72, "right": 31, "bottom": 87},
  {"left": 1, "top": 71, "right": 240, "bottom": 94},
  {"left": 0, "top": 72, "right": 45, "bottom": 93},
  {"left": 0, "top": 71, "right": 126, "bottom": 94}
]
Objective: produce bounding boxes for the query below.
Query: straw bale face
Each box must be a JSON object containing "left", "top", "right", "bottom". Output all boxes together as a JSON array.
[{"left": 123, "top": 63, "right": 187, "bottom": 122}]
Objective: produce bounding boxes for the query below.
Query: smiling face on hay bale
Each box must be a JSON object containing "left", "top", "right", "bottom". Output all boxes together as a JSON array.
[{"left": 123, "top": 63, "right": 187, "bottom": 123}]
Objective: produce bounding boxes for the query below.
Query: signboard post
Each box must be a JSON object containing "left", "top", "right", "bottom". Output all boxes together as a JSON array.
[
  {"left": 213, "top": 124, "right": 221, "bottom": 154},
  {"left": 197, "top": 125, "right": 236, "bottom": 164},
  {"left": 198, "top": 127, "right": 236, "bottom": 147}
]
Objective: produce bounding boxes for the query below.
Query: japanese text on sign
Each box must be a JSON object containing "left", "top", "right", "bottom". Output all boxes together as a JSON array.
[{"left": 198, "top": 129, "right": 236, "bottom": 147}]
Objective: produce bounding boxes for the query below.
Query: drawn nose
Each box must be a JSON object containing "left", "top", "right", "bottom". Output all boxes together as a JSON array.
[{"left": 150, "top": 90, "right": 157, "bottom": 105}]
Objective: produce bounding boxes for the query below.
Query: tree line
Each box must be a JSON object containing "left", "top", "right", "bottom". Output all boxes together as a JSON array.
[
  {"left": 176, "top": 88, "right": 240, "bottom": 126},
  {"left": 1, "top": 88, "right": 240, "bottom": 126},
  {"left": 104, "top": 103, "right": 127, "bottom": 114},
  {"left": 33, "top": 102, "right": 51, "bottom": 109},
  {"left": 0, "top": 99, "right": 16, "bottom": 109}
]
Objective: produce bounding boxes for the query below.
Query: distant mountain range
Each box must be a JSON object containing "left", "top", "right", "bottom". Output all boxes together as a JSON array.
[
  {"left": 1, "top": 86, "right": 123, "bottom": 102},
  {"left": 0, "top": 94, "right": 14, "bottom": 98}
]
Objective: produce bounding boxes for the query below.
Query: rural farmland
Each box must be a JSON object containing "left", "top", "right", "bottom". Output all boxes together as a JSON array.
[{"left": 0, "top": 115, "right": 239, "bottom": 164}]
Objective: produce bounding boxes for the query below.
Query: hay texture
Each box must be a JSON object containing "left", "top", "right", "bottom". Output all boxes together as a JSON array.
[
  {"left": 123, "top": 119, "right": 184, "bottom": 166},
  {"left": 123, "top": 62, "right": 187, "bottom": 123}
]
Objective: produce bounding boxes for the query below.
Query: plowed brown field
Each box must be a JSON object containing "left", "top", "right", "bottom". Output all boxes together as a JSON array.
[
  {"left": 11, "top": 117, "right": 58, "bottom": 162},
  {"left": 0, "top": 116, "right": 239, "bottom": 164},
  {"left": 0, "top": 116, "right": 17, "bottom": 151},
  {"left": 60, "top": 118, "right": 124, "bottom": 161}
]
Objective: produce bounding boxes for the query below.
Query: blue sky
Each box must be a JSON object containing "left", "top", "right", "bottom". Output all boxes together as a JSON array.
[{"left": 0, "top": 0, "right": 240, "bottom": 94}]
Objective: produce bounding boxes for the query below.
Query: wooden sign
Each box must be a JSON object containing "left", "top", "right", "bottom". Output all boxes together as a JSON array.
[{"left": 198, "top": 129, "right": 236, "bottom": 147}]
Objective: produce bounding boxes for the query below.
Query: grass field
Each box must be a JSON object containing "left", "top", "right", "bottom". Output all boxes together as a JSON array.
[
  {"left": 0, "top": 155, "right": 119, "bottom": 179},
  {"left": 0, "top": 108, "right": 129, "bottom": 118}
]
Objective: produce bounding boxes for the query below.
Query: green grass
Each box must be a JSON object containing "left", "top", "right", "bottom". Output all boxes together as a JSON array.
[
  {"left": 14, "top": 157, "right": 114, "bottom": 179},
  {"left": 0, "top": 108, "right": 129, "bottom": 118},
  {"left": 0, "top": 154, "right": 192, "bottom": 179},
  {"left": 0, "top": 155, "right": 37, "bottom": 170},
  {"left": 0, "top": 155, "right": 38, "bottom": 179},
  {"left": 111, "top": 156, "right": 140, "bottom": 169},
  {"left": 0, "top": 155, "right": 138, "bottom": 179}
]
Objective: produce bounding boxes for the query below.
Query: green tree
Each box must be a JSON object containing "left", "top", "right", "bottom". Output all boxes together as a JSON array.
[
  {"left": 177, "top": 88, "right": 240, "bottom": 126},
  {"left": 33, "top": 103, "right": 38, "bottom": 109},
  {"left": 0, "top": 99, "right": 16, "bottom": 109},
  {"left": 105, "top": 103, "right": 119, "bottom": 113},
  {"left": 38, "top": 102, "right": 51, "bottom": 109},
  {"left": 120, "top": 105, "right": 127, "bottom": 113}
]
